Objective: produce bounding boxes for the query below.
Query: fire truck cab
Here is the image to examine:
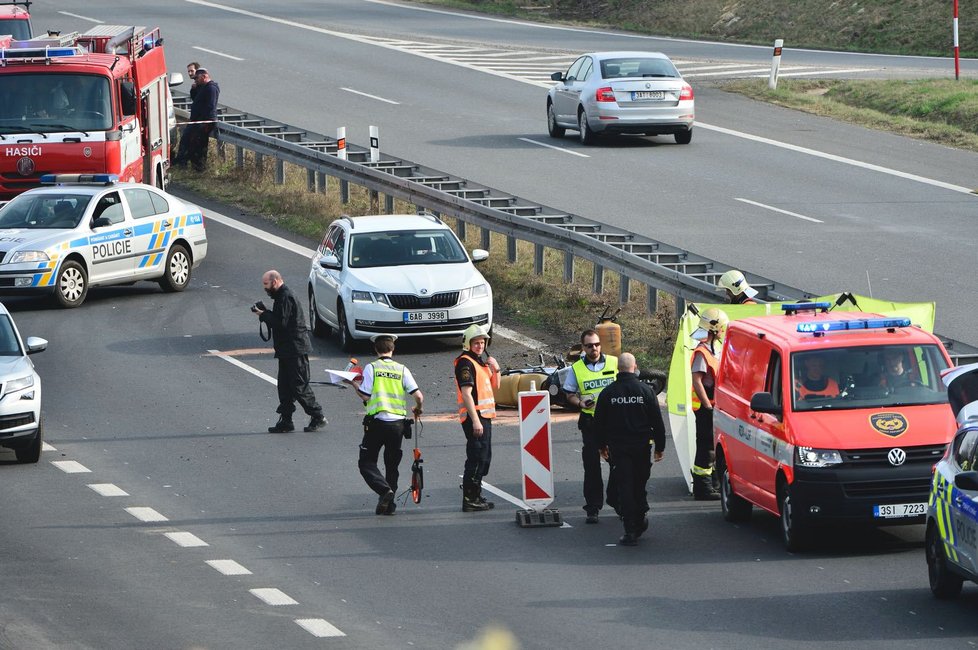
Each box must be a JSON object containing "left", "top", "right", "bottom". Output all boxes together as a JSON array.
[
  {"left": 0, "top": 25, "right": 183, "bottom": 199},
  {"left": 0, "top": 1, "right": 32, "bottom": 41},
  {"left": 714, "top": 302, "right": 956, "bottom": 551}
]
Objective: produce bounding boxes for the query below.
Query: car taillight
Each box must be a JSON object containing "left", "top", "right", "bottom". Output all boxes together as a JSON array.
[
  {"left": 595, "top": 87, "right": 616, "bottom": 103},
  {"left": 680, "top": 83, "right": 694, "bottom": 101}
]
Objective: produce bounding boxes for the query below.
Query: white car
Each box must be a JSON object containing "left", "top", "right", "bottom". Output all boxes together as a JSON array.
[
  {"left": 0, "top": 174, "right": 207, "bottom": 307},
  {"left": 0, "top": 301, "right": 46, "bottom": 464},
  {"left": 308, "top": 214, "right": 493, "bottom": 351}
]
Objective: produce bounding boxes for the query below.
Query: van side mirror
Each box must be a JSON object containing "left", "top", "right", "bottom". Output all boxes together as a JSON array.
[
  {"left": 750, "top": 392, "right": 782, "bottom": 416},
  {"left": 168, "top": 72, "right": 185, "bottom": 87},
  {"left": 956, "top": 471, "right": 978, "bottom": 492},
  {"left": 471, "top": 249, "right": 489, "bottom": 262},
  {"left": 319, "top": 254, "right": 341, "bottom": 270},
  {"left": 550, "top": 72, "right": 564, "bottom": 82},
  {"left": 120, "top": 80, "right": 137, "bottom": 116}
]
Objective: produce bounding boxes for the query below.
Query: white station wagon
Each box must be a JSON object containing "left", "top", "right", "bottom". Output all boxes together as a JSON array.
[{"left": 0, "top": 174, "right": 207, "bottom": 307}]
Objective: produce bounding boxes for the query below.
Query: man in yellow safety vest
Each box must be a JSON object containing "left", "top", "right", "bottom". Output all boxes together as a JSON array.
[{"left": 353, "top": 334, "right": 424, "bottom": 516}]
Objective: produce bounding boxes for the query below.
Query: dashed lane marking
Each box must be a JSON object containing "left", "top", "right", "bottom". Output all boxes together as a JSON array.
[
  {"left": 88, "top": 483, "right": 129, "bottom": 497},
  {"left": 518, "top": 137, "right": 590, "bottom": 159},
  {"left": 208, "top": 349, "right": 277, "bottom": 386},
  {"left": 165, "top": 532, "right": 209, "bottom": 548},
  {"left": 206, "top": 559, "right": 253, "bottom": 575},
  {"left": 735, "top": 197, "right": 824, "bottom": 224},
  {"left": 250, "top": 588, "right": 299, "bottom": 606},
  {"left": 125, "top": 507, "right": 169, "bottom": 523},
  {"left": 52, "top": 460, "right": 90, "bottom": 473},
  {"left": 42, "top": 442, "right": 57, "bottom": 452},
  {"left": 295, "top": 618, "right": 346, "bottom": 638},
  {"left": 192, "top": 45, "right": 245, "bottom": 61}
]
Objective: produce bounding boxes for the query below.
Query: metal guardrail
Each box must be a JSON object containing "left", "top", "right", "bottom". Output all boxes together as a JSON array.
[{"left": 174, "top": 94, "right": 978, "bottom": 365}]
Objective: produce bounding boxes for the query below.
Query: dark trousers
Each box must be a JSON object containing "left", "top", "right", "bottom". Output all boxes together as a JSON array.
[
  {"left": 580, "top": 413, "right": 616, "bottom": 513},
  {"left": 462, "top": 415, "right": 492, "bottom": 485},
  {"left": 693, "top": 406, "right": 715, "bottom": 472},
  {"left": 359, "top": 417, "right": 404, "bottom": 496},
  {"left": 174, "top": 124, "right": 211, "bottom": 171},
  {"left": 609, "top": 444, "right": 652, "bottom": 534},
  {"left": 276, "top": 355, "right": 323, "bottom": 420}
]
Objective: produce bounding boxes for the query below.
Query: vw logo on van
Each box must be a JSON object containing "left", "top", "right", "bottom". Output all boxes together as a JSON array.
[{"left": 887, "top": 448, "right": 907, "bottom": 466}]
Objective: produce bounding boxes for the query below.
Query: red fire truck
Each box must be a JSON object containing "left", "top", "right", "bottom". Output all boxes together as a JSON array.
[
  {"left": 0, "top": 25, "right": 182, "bottom": 199},
  {"left": 0, "top": 1, "right": 32, "bottom": 40}
]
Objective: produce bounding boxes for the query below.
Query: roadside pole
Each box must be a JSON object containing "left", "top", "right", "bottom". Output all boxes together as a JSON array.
[
  {"left": 768, "top": 39, "right": 784, "bottom": 90},
  {"left": 954, "top": 0, "right": 960, "bottom": 80}
]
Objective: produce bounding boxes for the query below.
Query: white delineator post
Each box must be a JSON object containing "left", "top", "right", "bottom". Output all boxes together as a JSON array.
[
  {"left": 768, "top": 39, "right": 784, "bottom": 90},
  {"left": 336, "top": 127, "right": 347, "bottom": 161},
  {"left": 518, "top": 386, "right": 554, "bottom": 513},
  {"left": 369, "top": 125, "right": 380, "bottom": 163}
]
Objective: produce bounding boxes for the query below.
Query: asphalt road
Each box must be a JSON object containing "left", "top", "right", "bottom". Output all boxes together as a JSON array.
[{"left": 2, "top": 2, "right": 977, "bottom": 648}]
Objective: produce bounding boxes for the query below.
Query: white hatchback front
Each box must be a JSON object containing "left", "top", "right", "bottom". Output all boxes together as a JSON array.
[
  {"left": 0, "top": 302, "right": 46, "bottom": 464},
  {"left": 308, "top": 214, "right": 493, "bottom": 351},
  {"left": 0, "top": 174, "right": 207, "bottom": 307}
]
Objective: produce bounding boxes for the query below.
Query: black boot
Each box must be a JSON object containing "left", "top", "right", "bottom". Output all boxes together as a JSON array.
[
  {"left": 692, "top": 474, "right": 720, "bottom": 501},
  {"left": 619, "top": 532, "right": 638, "bottom": 546},
  {"left": 477, "top": 482, "right": 495, "bottom": 509},
  {"left": 268, "top": 416, "right": 294, "bottom": 433},
  {"left": 462, "top": 482, "right": 490, "bottom": 512}
]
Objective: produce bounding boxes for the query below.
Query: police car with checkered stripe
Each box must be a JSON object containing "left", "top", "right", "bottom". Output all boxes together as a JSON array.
[
  {"left": 0, "top": 174, "right": 207, "bottom": 307},
  {"left": 926, "top": 363, "right": 978, "bottom": 598}
]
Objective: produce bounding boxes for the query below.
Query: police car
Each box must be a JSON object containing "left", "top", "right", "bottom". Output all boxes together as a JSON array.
[
  {"left": 0, "top": 175, "right": 207, "bottom": 307},
  {"left": 926, "top": 362, "right": 978, "bottom": 598}
]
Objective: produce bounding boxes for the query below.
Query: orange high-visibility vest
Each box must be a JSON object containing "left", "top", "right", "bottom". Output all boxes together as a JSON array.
[
  {"left": 690, "top": 343, "right": 719, "bottom": 412},
  {"left": 795, "top": 377, "right": 840, "bottom": 399},
  {"left": 455, "top": 355, "right": 496, "bottom": 422}
]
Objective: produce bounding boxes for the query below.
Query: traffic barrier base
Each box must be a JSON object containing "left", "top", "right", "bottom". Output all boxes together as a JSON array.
[{"left": 515, "top": 508, "right": 562, "bottom": 528}]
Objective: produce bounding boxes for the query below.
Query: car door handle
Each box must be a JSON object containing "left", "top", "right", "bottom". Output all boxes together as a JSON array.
[
  {"left": 161, "top": 220, "right": 171, "bottom": 229},
  {"left": 123, "top": 228, "right": 133, "bottom": 236}
]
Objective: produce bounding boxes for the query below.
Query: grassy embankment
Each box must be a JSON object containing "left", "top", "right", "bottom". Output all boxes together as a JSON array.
[{"left": 173, "top": 2, "right": 978, "bottom": 368}]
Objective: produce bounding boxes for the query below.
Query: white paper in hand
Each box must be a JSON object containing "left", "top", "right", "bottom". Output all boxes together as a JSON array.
[{"left": 324, "top": 369, "right": 360, "bottom": 385}]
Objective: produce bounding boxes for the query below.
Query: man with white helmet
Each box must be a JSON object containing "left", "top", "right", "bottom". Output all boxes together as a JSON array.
[
  {"left": 689, "top": 307, "right": 728, "bottom": 500},
  {"left": 717, "top": 270, "right": 759, "bottom": 305},
  {"left": 455, "top": 324, "right": 501, "bottom": 512}
]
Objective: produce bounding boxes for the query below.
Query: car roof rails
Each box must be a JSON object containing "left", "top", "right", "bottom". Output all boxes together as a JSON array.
[
  {"left": 338, "top": 214, "right": 355, "bottom": 229},
  {"left": 416, "top": 209, "right": 443, "bottom": 225}
]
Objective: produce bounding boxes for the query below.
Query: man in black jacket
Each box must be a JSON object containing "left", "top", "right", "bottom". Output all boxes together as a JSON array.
[
  {"left": 593, "top": 353, "right": 667, "bottom": 547},
  {"left": 174, "top": 68, "right": 220, "bottom": 171},
  {"left": 255, "top": 270, "right": 326, "bottom": 433}
]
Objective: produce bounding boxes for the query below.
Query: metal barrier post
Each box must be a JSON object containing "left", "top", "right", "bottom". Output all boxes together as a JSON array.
[
  {"left": 593, "top": 263, "right": 604, "bottom": 294},
  {"left": 647, "top": 284, "right": 658, "bottom": 315},
  {"left": 307, "top": 169, "right": 315, "bottom": 192},
  {"left": 317, "top": 171, "right": 327, "bottom": 193},
  {"left": 507, "top": 236, "right": 517, "bottom": 263},
  {"left": 235, "top": 145, "right": 243, "bottom": 170},
  {"left": 534, "top": 243, "right": 545, "bottom": 275},
  {"left": 457, "top": 219, "right": 466, "bottom": 241},
  {"left": 619, "top": 275, "right": 630, "bottom": 305},
  {"left": 481, "top": 227, "right": 491, "bottom": 251},
  {"left": 274, "top": 159, "right": 284, "bottom": 185},
  {"left": 384, "top": 194, "right": 394, "bottom": 213},
  {"left": 564, "top": 251, "right": 574, "bottom": 283},
  {"left": 255, "top": 152, "right": 264, "bottom": 173}
]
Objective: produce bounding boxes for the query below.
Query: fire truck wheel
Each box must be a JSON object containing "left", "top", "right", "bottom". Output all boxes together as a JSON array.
[
  {"left": 54, "top": 260, "right": 89, "bottom": 308},
  {"left": 717, "top": 453, "right": 752, "bottom": 523},
  {"left": 778, "top": 477, "right": 810, "bottom": 552},
  {"left": 159, "top": 244, "right": 191, "bottom": 293}
]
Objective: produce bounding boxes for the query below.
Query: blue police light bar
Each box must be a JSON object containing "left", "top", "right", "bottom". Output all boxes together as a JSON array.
[
  {"left": 781, "top": 301, "right": 831, "bottom": 314},
  {"left": 0, "top": 47, "right": 79, "bottom": 59},
  {"left": 39, "top": 174, "right": 119, "bottom": 185},
  {"left": 797, "top": 317, "right": 912, "bottom": 333}
]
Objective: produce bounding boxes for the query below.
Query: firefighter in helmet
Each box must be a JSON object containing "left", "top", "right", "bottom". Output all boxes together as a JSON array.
[
  {"left": 717, "top": 270, "right": 759, "bottom": 305},
  {"left": 690, "top": 307, "right": 728, "bottom": 500},
  {"left": 455, "top": 324, "right": 500, "bottom": 512}
]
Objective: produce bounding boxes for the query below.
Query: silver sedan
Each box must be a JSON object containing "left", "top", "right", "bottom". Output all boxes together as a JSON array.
[{"left": 547, "top": 51, "right": 694, "bottom": 145}]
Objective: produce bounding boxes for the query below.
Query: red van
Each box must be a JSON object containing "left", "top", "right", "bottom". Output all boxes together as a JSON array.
[{"left": 714, "top": 303, "right": 956, "bottom": 550}]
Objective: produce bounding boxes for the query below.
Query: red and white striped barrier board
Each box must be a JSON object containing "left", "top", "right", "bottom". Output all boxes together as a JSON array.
[{"left": 518, "top": 389, "right": 554, "bottom": 512}]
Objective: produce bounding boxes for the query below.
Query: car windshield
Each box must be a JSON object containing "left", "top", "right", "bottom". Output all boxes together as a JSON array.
[
  {"left": 0, "top": 19, "right": 31, "bottom": 41},
  {"left": 0, "top": 193, "right": 91, "bottom": 229},
  {"left": 791, "top": 344, "right": 949, "bottom": 412},
  {"left": 601, "top": 57, "right": 679, "bottom": 79},
  {"left": 349, "top": 229, "right": 469, "bottom": 268},
  {"left": 0, "top": 314, "right": 22, "bottom": 356},
  {"left": 0, "top": 73, "right": 113, "bottom": 133}
]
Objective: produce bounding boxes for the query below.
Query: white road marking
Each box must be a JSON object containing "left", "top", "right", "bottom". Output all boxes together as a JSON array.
[
  {"left": 250, "top": 588, "right": 299, "bottom": 606},
  {"left": 735, "top": 197, "right": 824, "bottom": 223},
  {"left": 756, "top": 68, "right": 880, "bottom": 78},
  {"left": 206, "top": 559, "right": 253, "bottom": 575},
  {"left": 518, "top": 137, "right": 590, "bottom": 158},
  {"left": 208, "top": 349, "right": 277, "bottom": 386},
  {"left": 340, "top": 87, "right": 400, "bottom": 105},
  {"left": 165, "top": 531, "right": 209, "bottom": 547},
  {"left": 125, "top": 507, "right": 169, "bottom": 523},
  {"left": 492, "top": 324, "right": 548, "bottom": 349},
  {"left": 192, "top": 46, "right": 245, "bottom": 61},
  {"left": 42, "top": 442, "right": 56, "bottom": 452},
  {"left": 472, "top": 477, "right": 530, "bottom": 509},
  {"left": 88, "top": 483, "right": 129, "bottom": 497},
  {"left": 52, "top": 460, "right": 90, "bottom": 473},
  {"left": 203, "top": 211, "right": 314, "bottom": 257},
  {"left": 58, "top": 11, "right": 104, "bottom": 23},
  {"left": 684, "top": 66, "right": 808, "bottom": 78},
  {"left": 295, "top": 618, "right": 346, "bottom": 638}
]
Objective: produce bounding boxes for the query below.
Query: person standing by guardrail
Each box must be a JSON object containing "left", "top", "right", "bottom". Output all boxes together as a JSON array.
[
  {"left": 717, "top": 270, "right": 759, "bottom": 305},
  {"left": 174, "top": 67, "right": 220, "bottom": 172}
]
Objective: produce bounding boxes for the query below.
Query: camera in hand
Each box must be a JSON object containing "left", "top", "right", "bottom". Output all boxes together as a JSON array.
[{"left": 251, "top": 300, "right": 268, "bottom": 313}]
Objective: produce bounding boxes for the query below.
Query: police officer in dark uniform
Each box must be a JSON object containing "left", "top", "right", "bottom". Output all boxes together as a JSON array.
[
  {"left": 593, "top": 353, "right": 667, "bottom": 547},
  {"left": 254, "top": 270, "right": 326, "bottom": 433}
]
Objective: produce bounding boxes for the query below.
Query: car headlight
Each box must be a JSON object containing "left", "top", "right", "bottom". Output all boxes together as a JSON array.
[
  {"left": 351, "top": 290, "right": 373, "bottom": 303},
  {"left": 7, "top": 250, "right": 50, "bottom": 264},
  {"left": 796, "top": 446, "right": 843, "bottom": 468},
  {"left": 372, "top": 292, "right": 389, "bottom": 307},
  {"left": 458, "top": 284, "right": 489, "bottom": 304},
  {"left": 2, "top": 374, "right": 34, "bottom": 398}
]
